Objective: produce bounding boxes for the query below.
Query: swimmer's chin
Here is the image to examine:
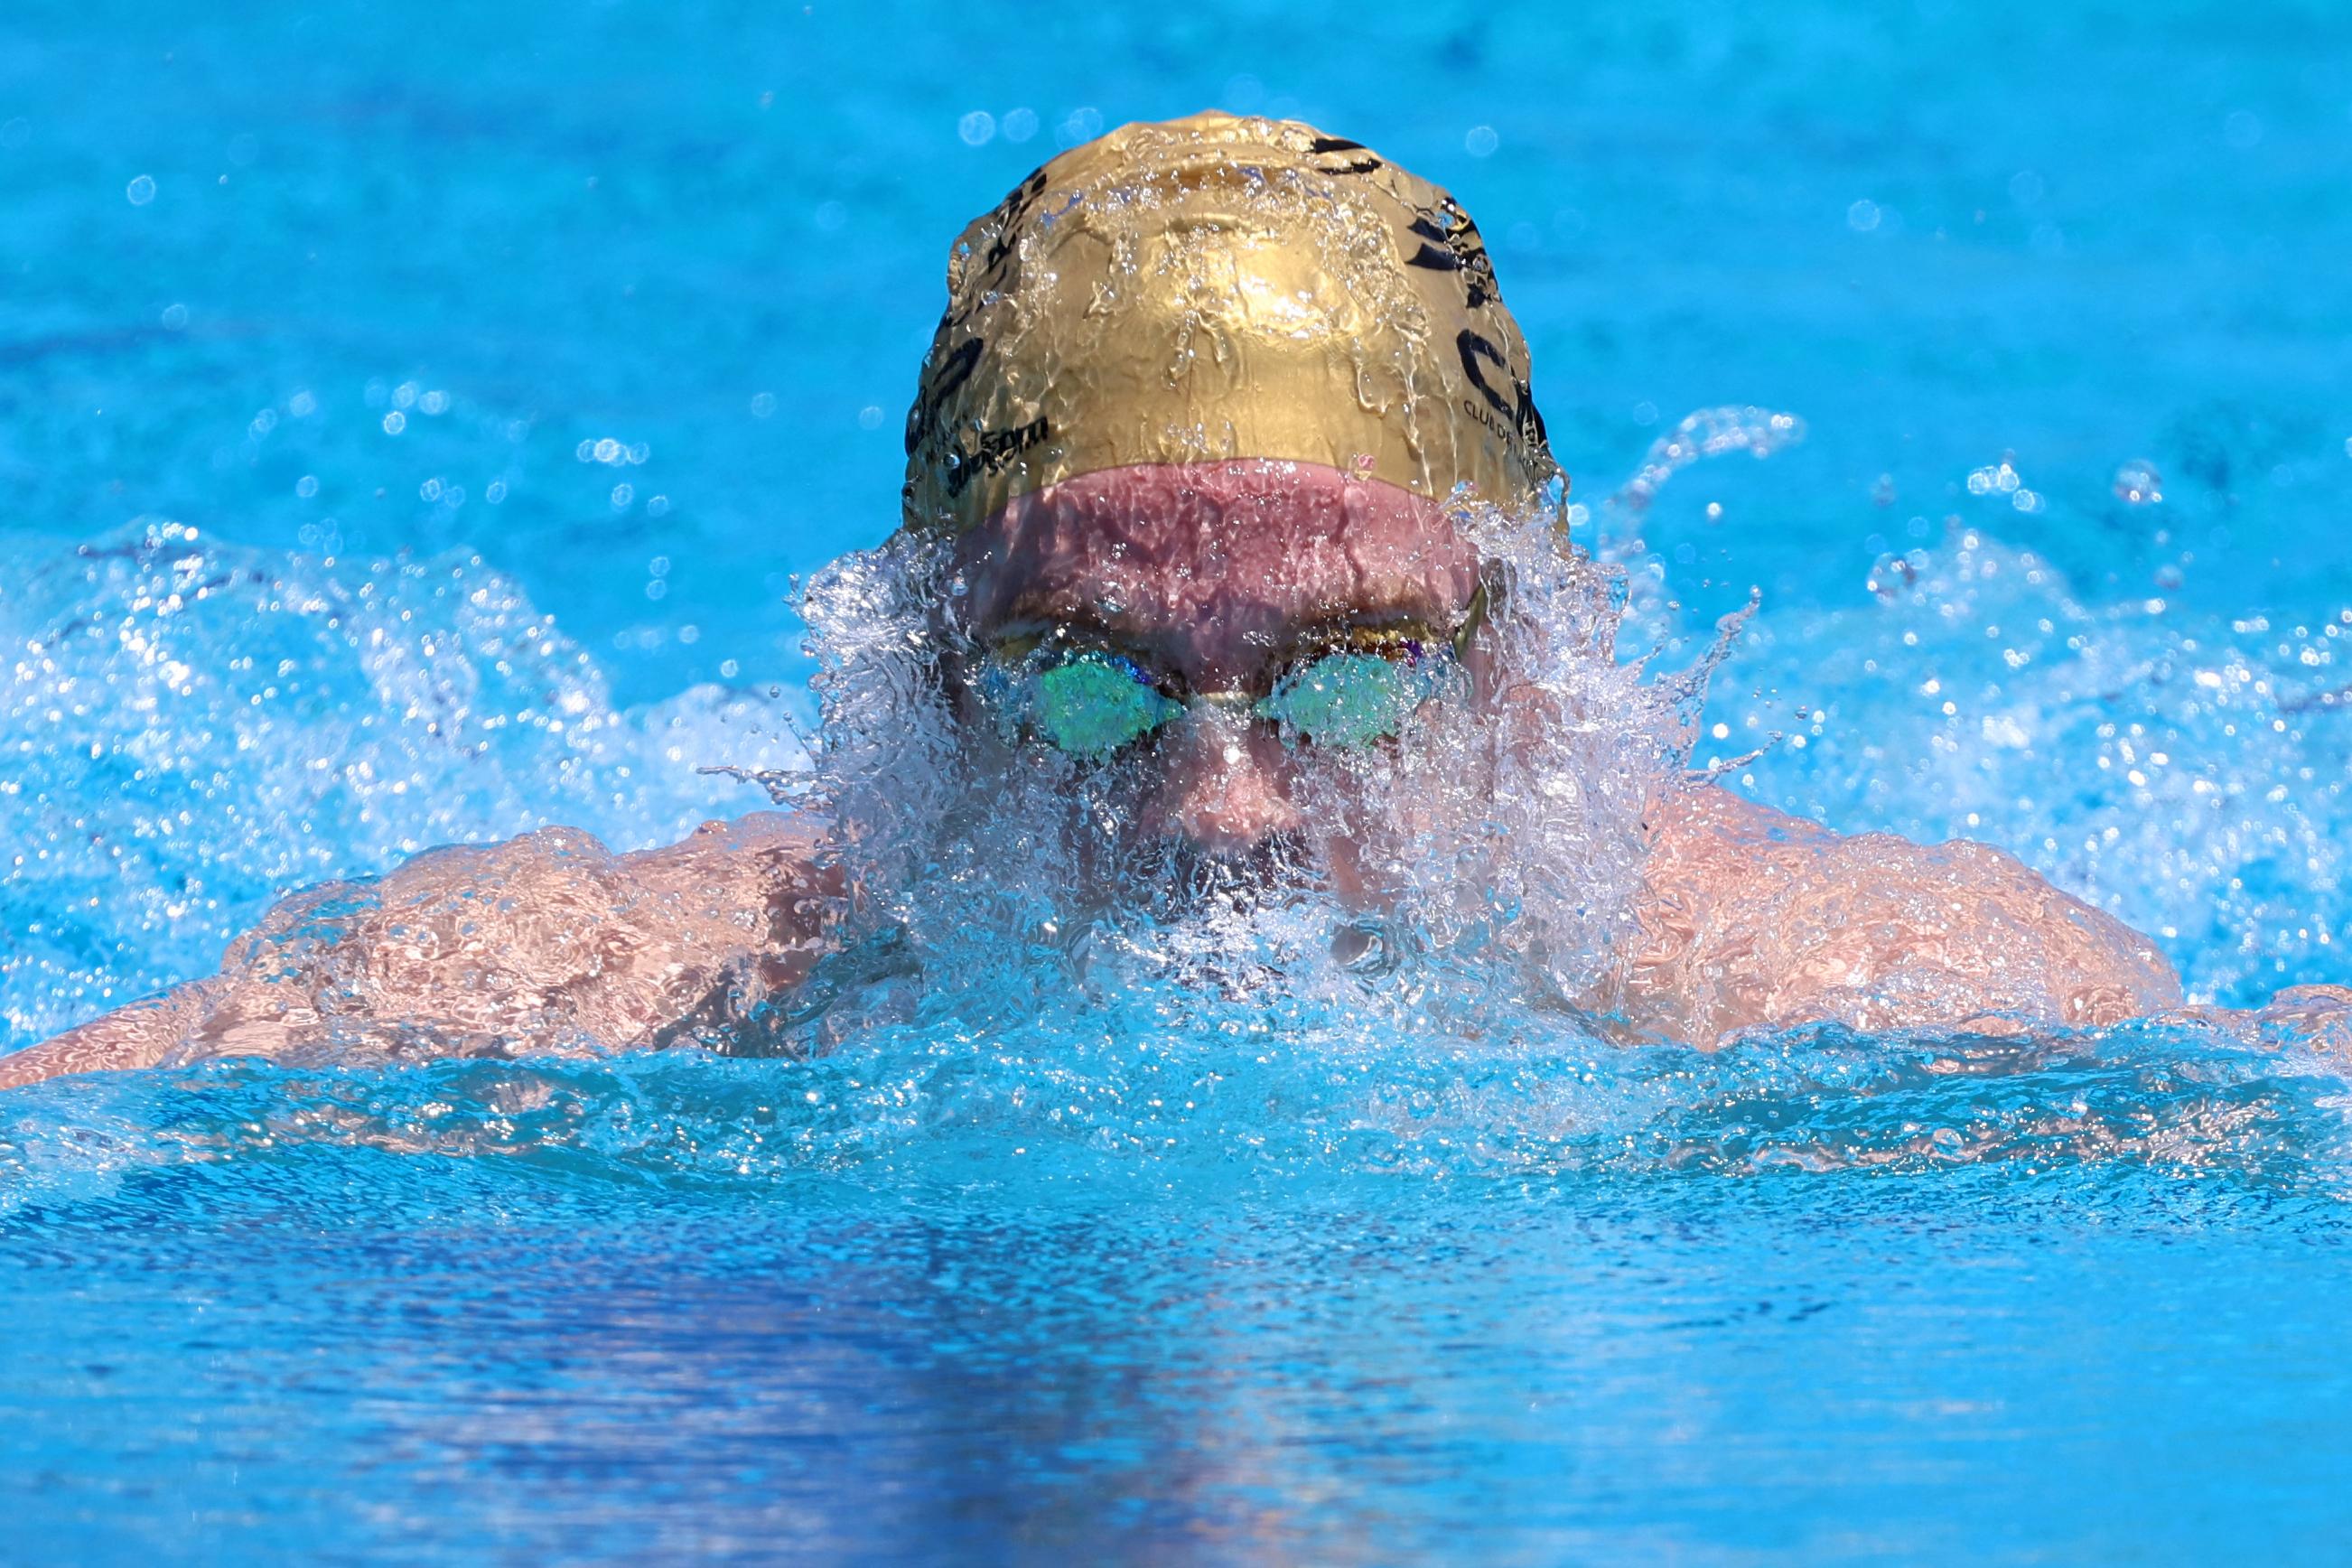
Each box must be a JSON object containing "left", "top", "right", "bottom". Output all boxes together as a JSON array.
[{"left": 1081, "top": 827, "right": 1396, "bottom": 920}]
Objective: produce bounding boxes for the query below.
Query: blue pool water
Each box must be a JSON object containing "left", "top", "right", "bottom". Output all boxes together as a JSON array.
[{"left": 5, "top": 0, "right": 2352, "bottom": 1558}]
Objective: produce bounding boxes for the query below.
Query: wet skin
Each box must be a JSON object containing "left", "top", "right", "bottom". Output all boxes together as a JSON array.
[
  {"left": 5, "top": 460, "right": 2345, "bottom": 1087},
  {"left": 953, "top": 459, "right": 1484, "bottom": 862}
]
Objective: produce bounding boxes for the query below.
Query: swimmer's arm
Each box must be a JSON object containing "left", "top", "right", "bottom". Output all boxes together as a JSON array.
[
  {"left": 1614, "top": 787, "right": 2183, "bottom": 1044},
  {"left": 0, "top": 812, "right": 838, "bottom": 1089},
  {"left": 2158, "top": 985, "right": 2352, "bottom": 1057},
  {"left": 0, "top": 978, "right": 227, "bottom": 1090}
]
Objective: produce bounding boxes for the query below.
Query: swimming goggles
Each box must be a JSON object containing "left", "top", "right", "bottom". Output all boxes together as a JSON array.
[{"left": 978, "top": 583, "right": 1489, "bottom": 761}]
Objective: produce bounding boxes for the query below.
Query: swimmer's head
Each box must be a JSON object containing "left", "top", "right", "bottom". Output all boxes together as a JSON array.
[
  {"left": 900, "top": 109, "right": 1556, "bottom": 535},
  {"left": 821, "top": 113, "right": 1648, "bottom": 965}
]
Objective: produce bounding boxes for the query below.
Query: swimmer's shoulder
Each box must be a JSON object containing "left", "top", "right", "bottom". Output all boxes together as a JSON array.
[
  {"left": 623, "top": 810, "right": 844, "bottom": 937},
  {"left": 1641, "top": 783, "right": 1834, "bottom": 863},
  {"left": 630, "top": 810, "right": 831, "bottom": 873}
]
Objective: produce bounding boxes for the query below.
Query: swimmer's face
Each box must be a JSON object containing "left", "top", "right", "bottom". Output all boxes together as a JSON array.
[{"left": 947, "top": 460, "right": 1486, "bottom": 894}]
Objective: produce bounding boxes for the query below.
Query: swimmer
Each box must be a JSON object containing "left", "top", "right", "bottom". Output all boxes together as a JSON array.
[{"left": 5, "top": 110, "right": 2343, "bottom": 1088}]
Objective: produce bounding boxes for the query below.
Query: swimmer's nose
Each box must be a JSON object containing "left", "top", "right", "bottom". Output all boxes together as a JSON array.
[{"left": 1149, "top": 709, "right": 1304, "bottom": 856}]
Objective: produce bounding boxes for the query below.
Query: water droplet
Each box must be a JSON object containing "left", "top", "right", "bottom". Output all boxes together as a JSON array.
[
  {"left": 1464, "top": 125, "right": 1499, "bottom": 158},
  {"left": 381, "top": 411, "right": 407, "bottom": 435},
  {"left": 957, "top": 110, "right": 995, "bottom": 146},
  {"left": 2113, "top": 459, "right": 2163, "bottom": 504},
  {"left": 1847, "top": 198, "right": 1881, "bottom": 232},
  {"left": 1966, "top": 458, "right": 2022, "bottom": 497},
  {"left": 125, "top": 174, "right": 156, "bottom": 205}
]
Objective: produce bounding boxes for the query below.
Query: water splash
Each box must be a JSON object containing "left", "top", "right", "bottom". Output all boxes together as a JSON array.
[
  {"left": 1710, "top": 519, "right": 2349, "bottom": 1004},
  {"left": 5, "top": 1006, "right": 2347, "bottom": 1211},
  {"left": 1611, "top": 406, "right": 1808, "bottom": 517},
  {"left": 0, "top": 519, "right": 808, "bottom": 1049},
  {"left": 769, "top": 490, "right": 1712, "bottom": 1036}
]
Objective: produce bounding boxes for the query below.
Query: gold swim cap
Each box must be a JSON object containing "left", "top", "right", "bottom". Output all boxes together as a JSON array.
[{"left": 901, "top": 110, "right": 1556, "bottom": 534}]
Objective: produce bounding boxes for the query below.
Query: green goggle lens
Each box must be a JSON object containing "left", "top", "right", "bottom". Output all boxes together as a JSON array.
[
  {"left": 1252, "top": 650, "right": 1441, "bottom": 748},
  {"left": 1031, "top": 655, "right": 1180, "bottom": 759},
  {"left": 1000, "top": 643, "right": 1454, "bottom": 761}
]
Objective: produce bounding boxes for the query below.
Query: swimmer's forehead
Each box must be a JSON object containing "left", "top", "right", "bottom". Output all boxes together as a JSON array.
[{"left": 957, "top": 462, "right": 1479, "bottom": 686}]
